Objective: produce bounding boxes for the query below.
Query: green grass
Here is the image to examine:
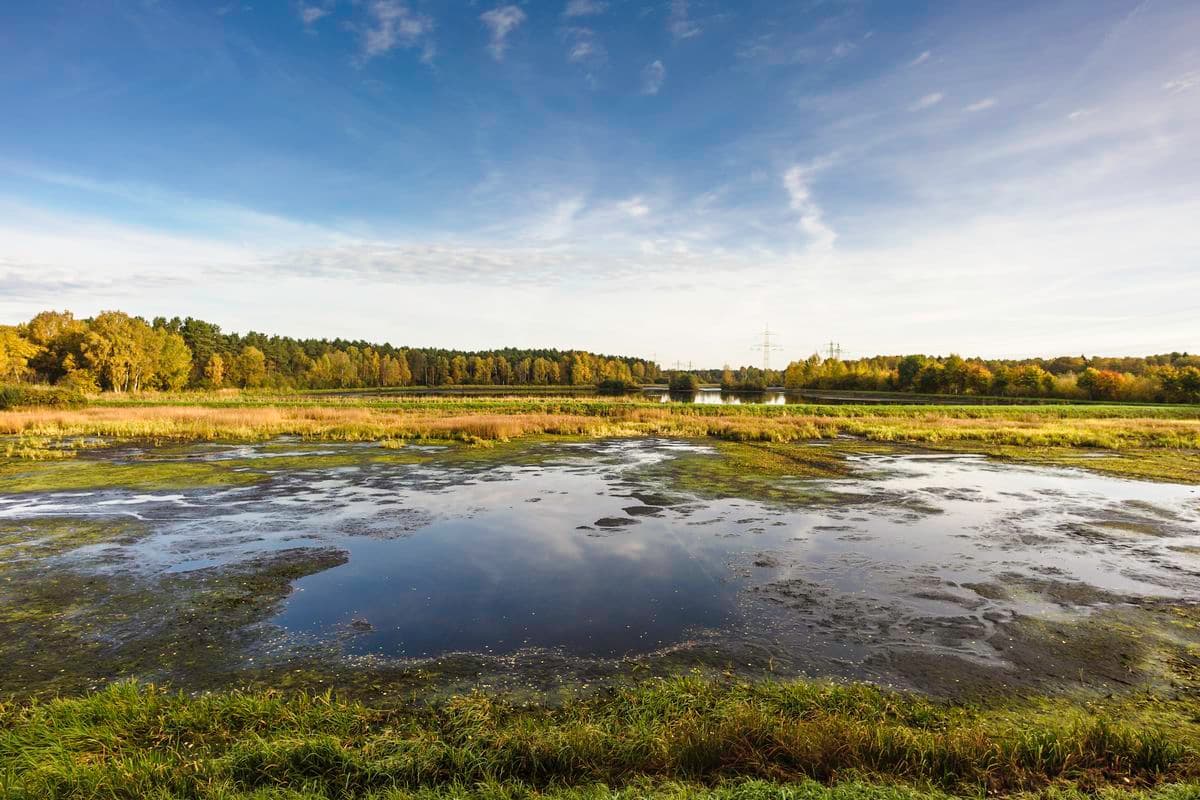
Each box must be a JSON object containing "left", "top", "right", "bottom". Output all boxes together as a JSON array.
[{"left": 1, "top": 676, "right": 1197, "bottom": 799}]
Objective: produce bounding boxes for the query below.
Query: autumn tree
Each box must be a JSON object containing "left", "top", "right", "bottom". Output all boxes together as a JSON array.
[
  {"left": 236, "top": 346, "right": 267, "bottom": 388},
  {"left": 154, "top": 330, "right": 193, "bottom": 391},
  {"left": 203, "top": 353, "right": 226, "bottom": 388},
  {"left": 0, "top": 326, "right": 37, "bottom": 381}
]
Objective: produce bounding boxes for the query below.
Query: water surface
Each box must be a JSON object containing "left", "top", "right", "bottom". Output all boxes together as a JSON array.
[{"left": 2, "top": 438, "right": 1198, "bottom": 687}]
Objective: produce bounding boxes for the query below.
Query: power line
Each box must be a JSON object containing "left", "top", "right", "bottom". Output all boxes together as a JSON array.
[
  {"left": 825, "top": 340, "right": 842, "bottom": 361},
  {"left": 751, "top": 325, "right": 783, "bottom": 372}
]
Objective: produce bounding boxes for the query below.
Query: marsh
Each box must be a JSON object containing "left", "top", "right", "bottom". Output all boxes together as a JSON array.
[{"left": 2, "top": 436, "right": 1197, "bottom": 699}]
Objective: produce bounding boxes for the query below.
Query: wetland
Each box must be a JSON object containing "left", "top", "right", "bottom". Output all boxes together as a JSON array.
[
  {"left": 2, "top": 435, "right": 1198, "bottom": 701},
  {"left": 3, "top": 400, "right": 1200, "bottom": 797}
]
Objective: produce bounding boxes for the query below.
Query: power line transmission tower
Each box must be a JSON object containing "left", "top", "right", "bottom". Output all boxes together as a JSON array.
[
  {"left": 752, "top": 325, "right": 783, "bottom": 373},
  {"left": 826, "top": 340, "right": 842, "bottom": 361}
]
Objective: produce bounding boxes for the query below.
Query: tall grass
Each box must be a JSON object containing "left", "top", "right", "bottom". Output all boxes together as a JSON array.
[
  {"left": 1, "top": 399, "right": 1198, "bottom": 449},
  {"left": 1, "top": 676, "right": 1195, "bottom": 799}
]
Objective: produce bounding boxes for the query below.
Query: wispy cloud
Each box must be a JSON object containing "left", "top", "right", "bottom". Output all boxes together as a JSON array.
[
  {"left": 617, "top": 196, "right": 650, "bottom": 218},
  {"left": 909, "top": 50, "right": 931, "bottom": 67},
  {"left": 298, "top": 3, "right": 331, "bottom": 26},
  {"left": 358, "top": 1, "right": 434, "bottom": 63},
  {"left": 641, "top": 60, "right": 666, "bottom": 95},
  {"left": 831, "top": 41, "right": 854, "bottom": 59},
  {"left": 1066, "top": 107, "right": 1098, "bottom": 121},
  {"left": 668, "top": 0, "right": 701, "bottom": 41},
  {"left": 564, "top": 0, "right": 606, "bottom": 18},
  {"left": 965, "top": 97, "right": 996, "bottom": 112},
  {"left": 564, "top": 27, "right": 605, "bottom": 66},
  {"left": 481, "top": 5, "right": 527, "bottom": 62},
  {"left": 909, "top": 91, "right": 944, "bottom": 111},
  {"left": 782, "top": 161, "right": 836, "bottom": 254},
  {"left": 1163, "top": 70, "right": 1199, "bottom": 94}
]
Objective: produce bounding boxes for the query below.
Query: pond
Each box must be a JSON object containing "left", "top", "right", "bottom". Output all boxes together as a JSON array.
[
  {"left": 643, "top": 388, "right": 788, "bottom": 404},
  {"left": 1, "top": 438, "right": 1198, "bottom": 696}
]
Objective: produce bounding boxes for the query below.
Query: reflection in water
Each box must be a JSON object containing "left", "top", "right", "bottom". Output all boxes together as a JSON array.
[
  {"left": 2, "top": 439, "right": 1199, "bottom": 673},
  {"left": 646, "top": 388, "right": 787, "bottom": 405}
]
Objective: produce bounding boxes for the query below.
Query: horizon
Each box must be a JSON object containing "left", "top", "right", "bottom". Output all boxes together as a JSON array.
[
  {"left": 6, "top": 306, "right": 1195, "bottom": 374},
  {"left": 2, "top": 0, "right": 1198, "bottom": 364}
]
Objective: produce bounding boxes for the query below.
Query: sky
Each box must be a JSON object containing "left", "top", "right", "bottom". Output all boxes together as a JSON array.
[{"left": 1, "top": 0, "right": 1198, "bottom": 367}]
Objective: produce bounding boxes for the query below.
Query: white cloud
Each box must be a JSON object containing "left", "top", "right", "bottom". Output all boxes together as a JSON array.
[
  {"left": 909, "top": 50, "right": 931, "bottom": 66},
  {"left": 569, "top": 41, "right": 595, "bottom": 63},
  {"left": 1067, "top": 107, "right": 1098, "bottom": 121},
  {"left": 359, "top": 1, "right": 434, "bottom": 63},
  {"left": 299, "top": 4, "right": 330, "bottom": 26},
  {"left": 481, "top": 5, "right": 527, "bottom": 62},
  {"left": 1163, "top": 71, "right": 1199, "bottom": 93},
  {"left": 782, "top": 162, "right": 836, "bottom": 254},
  {"left": 965, "top": 97, "right": 997, "bottom": 112},
  {"left": 564, "top": 27, "right": 605, "bottom": 66},
  {"left": 641, "top": 60, "right": 666, "bottom": 95},
  {"left": 668, "top": 0, "right": 701, "bottom": 41},
  {"left": 617, "top": 196, "right": 650, "bottom": 218},
  {"left": 909, "top": 91, "right": 944, "bottom": 111},
  {"left": 563, "top": 0, "right": 606, "bottom": 17}
]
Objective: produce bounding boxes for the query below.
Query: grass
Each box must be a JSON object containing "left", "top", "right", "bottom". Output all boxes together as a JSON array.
[
  {"left": 1, "top": 675, "right": 1198, "bottom": 799},
  {"left": 2, "top": 394, "right": 1197, "bottom": 482}
]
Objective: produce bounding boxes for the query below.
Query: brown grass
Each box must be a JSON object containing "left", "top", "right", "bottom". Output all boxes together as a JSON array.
[{"left": 2, "top": 403, "right": 1200, "bottom": 450}]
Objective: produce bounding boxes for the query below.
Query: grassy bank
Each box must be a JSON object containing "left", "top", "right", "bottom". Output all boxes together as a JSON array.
[{"left": 2, "top": 675, "right": 1198, "bottom": 799}]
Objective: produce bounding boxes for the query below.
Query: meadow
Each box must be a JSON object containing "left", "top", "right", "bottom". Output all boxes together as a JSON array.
[{"left": 2, "top": 391, "right": 1198, "bottom": 481}]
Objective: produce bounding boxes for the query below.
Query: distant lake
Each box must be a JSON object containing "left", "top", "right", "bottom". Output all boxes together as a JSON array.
[{"left": 643, "top": 388, "right": 787, "bottom": 405}]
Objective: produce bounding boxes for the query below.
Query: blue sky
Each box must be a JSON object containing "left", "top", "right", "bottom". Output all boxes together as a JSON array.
[{"left": 1, "top": 0, "right": 1197, "bottom": 365}]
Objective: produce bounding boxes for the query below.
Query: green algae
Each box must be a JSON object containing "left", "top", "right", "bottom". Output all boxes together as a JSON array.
[
  {"left": 0, "top": 456, "right": 267, "bottom": 493},
  {"left": 631, "top": 439, "right": 858, "bottom": 507},
  {"left": 0, "top": 543, "right": 348, "bottom": 697},
  {"left": 0, "top": 517, "right": 150, "bottom": 562}
]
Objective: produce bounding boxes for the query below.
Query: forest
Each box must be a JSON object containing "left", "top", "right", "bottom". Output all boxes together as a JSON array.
[
  {"left": 703, "top": 353, "right": 1200, "bottom": 404},
  {"left": 0, "top": 310, "right": 661, "bottom": 392},
  {"left": 2, "top": 309, "right": 1198, "bottom": 403}
]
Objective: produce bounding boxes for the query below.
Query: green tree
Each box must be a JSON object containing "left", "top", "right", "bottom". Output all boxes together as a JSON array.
[
  {"left": 236, "top": 346, "right": 267, "bottom": 389},
  {"left": 155, "top": 331, "right": 193, "bottom": 391},
  {"left": 896, "top": 355, "right": 926, "bottom": 391},
  {"left": 80, "top": 311, "right": 159, "bottom": 392}
]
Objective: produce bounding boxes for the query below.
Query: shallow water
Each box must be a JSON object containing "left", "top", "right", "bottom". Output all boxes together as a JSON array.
[
  {"left": 644, "top": 388, "right": 787, "bottom": 404},
  {"left": 2, "top": 438, "right": 1199, "bottom": 685}
]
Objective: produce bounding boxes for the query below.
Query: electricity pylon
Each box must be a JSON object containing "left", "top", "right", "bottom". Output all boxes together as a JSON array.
[{"left": 752, "top": 325, "right": 783, "bottom": 373}]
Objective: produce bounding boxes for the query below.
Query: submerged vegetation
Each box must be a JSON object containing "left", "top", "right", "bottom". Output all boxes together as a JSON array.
[{"left": 2, "top": 675, "right": 1199, "bottom": 799}]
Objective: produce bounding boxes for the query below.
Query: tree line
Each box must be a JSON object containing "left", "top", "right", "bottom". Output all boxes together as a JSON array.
[
  {"left": 681, "top": 353, "right": 1200, "bottom": 404},
  {"left": 0, "top": 310, "right": 662, "bottom": 392},
  {"left": 778, "top": 353, "right": 1200, "bottom": 403}
]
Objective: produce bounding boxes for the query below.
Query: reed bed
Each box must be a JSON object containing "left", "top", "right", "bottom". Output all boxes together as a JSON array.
[{"left": 2, "top": 401, "right": 1199, "bottom": 450}]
